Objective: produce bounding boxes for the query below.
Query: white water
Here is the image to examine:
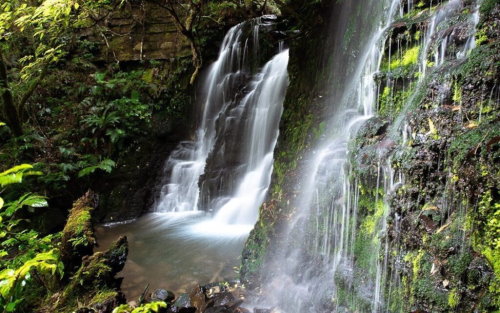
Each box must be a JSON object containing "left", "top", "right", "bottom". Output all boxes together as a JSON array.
[
  {"left": 255, "top": 0, "right": 485, "bottom": 312},
  {"left": 257, "top": 1, "right": 403, "bottom": 312},
  {"left": 420, "top": 0, "right": 482, "bottom": 78},
  {"left": 154, "top": 23, "right": 251, "bottom": 213},
  {"left": 154, "top": 17, "right": 289, "bottom": 233}
]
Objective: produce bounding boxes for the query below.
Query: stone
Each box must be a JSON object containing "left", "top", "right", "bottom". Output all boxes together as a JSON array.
[
  {"left": 151, "top": 289, "right": 175, "bottom": 303},
  {"left": 204, "top": 307, "right": 232, "bottom": 313},
  {"left": 211, "top": 291, "right": 236, "bottom": 307},
  {"left": 174, "top": 293, "right": 192, "bottom": 308}
]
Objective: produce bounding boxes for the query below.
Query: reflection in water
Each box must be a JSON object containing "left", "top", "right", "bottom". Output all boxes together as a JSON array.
[{"left": 96, "top": 213, "right": 247, "bottom": 300}]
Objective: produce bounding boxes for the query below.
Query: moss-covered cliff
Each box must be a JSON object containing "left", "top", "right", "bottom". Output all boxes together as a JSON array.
[{"left": 242, "top": 0, "right": 499, "bottom": 312}]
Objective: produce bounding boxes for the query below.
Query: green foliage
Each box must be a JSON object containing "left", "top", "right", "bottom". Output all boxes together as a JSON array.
[
  {"left": 448, "top": 288, "right": 460, "bottom": 308},
  {"left": 112, "top": 301, "right": 167, "bottom": 313},
  {"left": 479, "top": 0, "right": 499, "bottom": 16},
  {"left": 471, "top": 191, "right": 500, "bottom": 308},
  {"left": 0, "top": 164, "right": 42, "bottom": 187},
  {"left": 378, "top": 84, "right": 413, "bottom": 117},
  {"left": 0, "top": 165, "right": 62, "bottom": 313},
  {"left": 78, "top": 159, "right": 116, "bottom": 178}
]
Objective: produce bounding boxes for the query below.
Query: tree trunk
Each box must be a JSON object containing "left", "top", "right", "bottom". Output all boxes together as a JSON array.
[{"left": 0, "top": 51, "right": 23, "bottom": 136}]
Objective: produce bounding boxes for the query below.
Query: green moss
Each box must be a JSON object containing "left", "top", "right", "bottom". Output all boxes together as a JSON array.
[
  {"left": 240, "top": 216, "right": 273, "bottom": 286},
  {"left": 412, "top": 250, "right": 424, "bottom": 278},
  {"left": 360, "top": 200, "right": 386, "bottom": 234},
  {"left": 390, "top": 46, "right": 420, "bottom": 70},
  {"left": 378, "top": 84, "right": 414, "bottom": 117},
  {"left": 448, "top": 288, "right": 460, "bottom": 308},
  {"left": 452, "top": 81, "right": 462, "bottom": 103},
  {"left": 448, "top": 122, "right": 500, "bottom": 170},
  {"left": 90, "top": 289, "right": 119, "bottom": 304},
  {"left": 454, "top": 44, "right": 497, "bottom": 78},
  {"left": 479, "top": 0, "right": 499, "bottom": 16},
  {"left": 471, "top": 191, "right": 500, "bottom": 308}
]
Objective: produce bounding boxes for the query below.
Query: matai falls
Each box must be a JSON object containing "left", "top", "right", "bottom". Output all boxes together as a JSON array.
[{"left": 96, "top": 0, "right": 492, "bottom": 311}]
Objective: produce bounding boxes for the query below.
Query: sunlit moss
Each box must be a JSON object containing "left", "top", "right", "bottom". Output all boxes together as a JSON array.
[
  {"left": 448, "top": 288, "right": 460, "bottom": 308},
  {"left": 390, "top": 46, "right": 420, "bottom": 70}
]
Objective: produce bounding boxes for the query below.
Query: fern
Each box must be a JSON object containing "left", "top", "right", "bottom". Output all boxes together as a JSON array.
[
  {"left": 78, "top": 159, "right": 116, "bottom": 177},
  {"left": 0, "top": 249, "right": 63, "bottom": 312},
  {"left": 0, "top": 164, "right": 42, "bottom": 187},
  {"left": 3, "top": 193, "right": 48, "bottom": 217}
]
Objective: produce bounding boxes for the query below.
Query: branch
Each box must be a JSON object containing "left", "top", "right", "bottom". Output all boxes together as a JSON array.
[{"left": 18, "top": 61, "right": 50, "bottom": 111}]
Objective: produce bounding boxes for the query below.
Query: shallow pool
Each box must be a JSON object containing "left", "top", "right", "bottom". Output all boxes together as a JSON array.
[{"left": 95, "top": 212, "right": 249, "bottom": 301}]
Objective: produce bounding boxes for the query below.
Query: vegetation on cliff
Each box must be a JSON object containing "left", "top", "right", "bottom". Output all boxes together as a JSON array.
[{"left": 0, "top": 0, "right": 498, "bottom": 312}]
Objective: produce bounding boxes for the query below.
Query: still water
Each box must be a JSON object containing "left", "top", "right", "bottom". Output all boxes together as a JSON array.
[{"left": 96, "top": 212, "right": 249, "bottom": 300}]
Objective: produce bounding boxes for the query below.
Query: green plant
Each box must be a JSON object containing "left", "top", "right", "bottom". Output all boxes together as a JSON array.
[
  {"left": 0, "top": 165, "right": 63, "bottom": 313},
  {"left": 112, "top": 301, "right": 167, "bottom": 313},
  {"left": 78, "top": 158, "right": 116, "bottom": 178}
]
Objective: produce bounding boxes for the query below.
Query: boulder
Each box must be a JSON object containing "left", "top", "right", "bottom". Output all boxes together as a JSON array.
[{"left": 151, "top": 289, "right": 176, "bottom": 303}]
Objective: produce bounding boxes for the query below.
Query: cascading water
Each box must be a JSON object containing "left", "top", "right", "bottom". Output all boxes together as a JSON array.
[
  {"left": 211, "top": 51, "right": 289, "bottom": 225},
  {"left": 256, "top": 0, "right": 484, "bottom": 312},
  {"left": 97, "top": 17, "right": 289, "bottom": 299},
  {"left": 154, "top": 17, "right": 289, "bottom": 230},
  {"left": 257, "top": 1, "right": 403, "bottom": 311}
]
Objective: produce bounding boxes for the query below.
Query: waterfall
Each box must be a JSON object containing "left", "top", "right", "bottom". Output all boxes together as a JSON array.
[
  {"left": 258, "top": 1, "right": 403, "bottom": 311},
  {"left": 154, "top": 17, "right": 289, "bottom": 230},
  {"left": 255, "top": 0, "right": 484, "bottom": 312},
  {"left": 211, "top": 51, "right": 289, "bottom": 225}
]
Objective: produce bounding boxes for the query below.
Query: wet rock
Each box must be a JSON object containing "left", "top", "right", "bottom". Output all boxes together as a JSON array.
[
  {"left": 190, "top": 286, "right": 208, "bottom": 313},
  {"left": 151, "top": 289, "right": 175, "bottom": 303},
  {"left": 253, "top": 309, "right": 272, "bottom": 313},
  {"left": 174, "top": 293, "right": 192, "bottom": 308},
  {"left": 211, "top": 291, "right": 236, "bottom": 306},
  {"left": 92, "top": 292, "right": 126, "bottom": 313},
  {"left": 204, "top": 307, "right": 232, "bottom": 313}
]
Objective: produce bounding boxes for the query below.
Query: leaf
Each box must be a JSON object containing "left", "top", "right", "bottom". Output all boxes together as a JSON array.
[
  {"left": 428, "top": 118, "right": 437, "bottom": 135},
  {"left": 5, "top": 299, "right": 23, "bottom": 312},
  {"left": 4, "top": 193, "right": 48, "bottom": 216},
  {"left": 22, "top": 195, "right": 48, "bottom": 208},
  {"left": 0, "top": 197, "right": 3, "bottom": 210},
  {"left": 78, "top": 159, "right": 116, "bottom": 177},
  {"left": 0, "top": 165, "right": 41, "bottom": 187},
  {"left": 94, "top": 72, "right": 106, "bottom": 83},
  {"left": 0, "top": 173, "right": 24, "bottom": 187},
  {"left": 0, "top": 164, "right": 33, "bottom": 176}
]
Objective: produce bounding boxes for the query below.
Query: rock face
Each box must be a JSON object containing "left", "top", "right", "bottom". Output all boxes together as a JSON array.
[{"left": 85, "top": 2, "right": 191, "bottom": 61}]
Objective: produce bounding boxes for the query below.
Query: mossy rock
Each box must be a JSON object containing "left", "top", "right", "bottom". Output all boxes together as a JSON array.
[
  {"left": 61, "top": 191, "right": 98, "bottom": 273},
  {"left": 44, "top": 236, "right": 128, "bottom": 313}
]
